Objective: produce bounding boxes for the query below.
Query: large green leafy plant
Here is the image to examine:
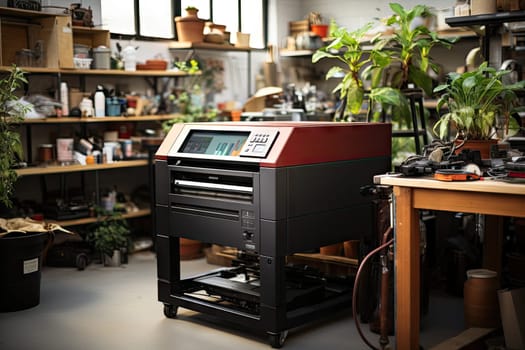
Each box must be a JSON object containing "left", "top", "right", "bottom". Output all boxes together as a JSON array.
[
  {"left": 313, "top": 3, "right": 454, "bottom": 123},
  {"left": 0, "top": 66, "right": 28, "bottom": 208},
  {"left": 433, "top": 62, "right": 525, "bottom": 141},
  {"left": 371, "top": 3, "right": 455, "bottom": 95}
]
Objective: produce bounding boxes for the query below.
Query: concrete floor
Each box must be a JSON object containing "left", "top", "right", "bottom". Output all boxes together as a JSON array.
[{"left": 0, "top": 251, "right": 466, "bottom": 350}]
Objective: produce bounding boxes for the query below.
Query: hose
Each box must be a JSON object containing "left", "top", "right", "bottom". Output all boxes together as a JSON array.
[{"left": 352, "top": 227, "right": 394, "bottom": 350}]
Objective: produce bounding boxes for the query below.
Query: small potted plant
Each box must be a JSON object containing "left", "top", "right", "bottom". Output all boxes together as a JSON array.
[
  {"left": 433, "top": 61, "right": 525, "bottom": 158},
  {"left": 87, "top": 210, "right": 130, "bottom": 266}
]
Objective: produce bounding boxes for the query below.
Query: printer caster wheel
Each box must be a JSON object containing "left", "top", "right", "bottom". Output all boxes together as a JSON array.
[
  {"left": 268, "top": 330, "right": 288, "bottom": 348},
  {"left": 163, "top": 303, "right": 178, "bottom": 318}
]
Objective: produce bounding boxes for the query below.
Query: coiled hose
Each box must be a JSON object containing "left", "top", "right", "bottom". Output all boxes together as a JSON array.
[{"left": 352, "top": 227, "right": 394, "bottom": 350}]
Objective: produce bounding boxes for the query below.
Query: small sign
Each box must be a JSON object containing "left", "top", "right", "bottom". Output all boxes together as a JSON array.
[{"left": 23, "top": 258, "right": 39, "bottom": 274}]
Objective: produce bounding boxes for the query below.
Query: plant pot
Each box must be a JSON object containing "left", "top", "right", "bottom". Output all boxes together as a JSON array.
[
  {"left": 103, "top": 249, "right": 122, "bottom": 267},
  {"left": 455, "top": 139, "right": 498, "bottom": 160},
  {"left": 175, "top": 13, "right": 204, "bottom": 43},
  {"left": 0, "top": 232, "right": 51, "bottom": 312},
  {"left": 311, "top": 24, "right": 329, "bottom": 38}
]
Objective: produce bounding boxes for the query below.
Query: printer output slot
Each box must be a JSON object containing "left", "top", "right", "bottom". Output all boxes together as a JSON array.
[
  {"left": 171, "top": 204, "right": 239, "bottom": 221},
  {"left": 174, "top": 179, "right": 253, "bottom": 195},
  {"left": 172, "top": 170, "right": 255, "bottom": 201}
]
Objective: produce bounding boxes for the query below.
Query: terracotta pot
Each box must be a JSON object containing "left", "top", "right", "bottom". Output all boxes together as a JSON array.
[
  {"left": 311, "top": 24, "right": 329, "bottom": 38},
  {"left": 455, "top": 139, "right": 498, "bottom": 159},
  {"left": 463, "top": 269, "right": 501, "bottom": 328},
  {"left": 175, "top": 13, "right": 204, "bottom": 43}
]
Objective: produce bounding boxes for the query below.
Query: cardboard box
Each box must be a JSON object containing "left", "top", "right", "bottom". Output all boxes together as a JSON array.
[{"left": 498, "top": 287, "right": 525, "bottom": 350}]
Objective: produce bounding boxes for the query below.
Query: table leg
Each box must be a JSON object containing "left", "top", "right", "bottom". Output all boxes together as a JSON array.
[
  {"left": 394, "top": 186, "right": 421, "bottom": 350},
  {"left": 483, "top": 215, "right": 504, "bottom": 278}
]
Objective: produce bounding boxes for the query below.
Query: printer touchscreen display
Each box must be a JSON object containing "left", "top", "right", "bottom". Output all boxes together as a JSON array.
[{"left": 180, "top": 130, "right": 249, "bottom": 156}]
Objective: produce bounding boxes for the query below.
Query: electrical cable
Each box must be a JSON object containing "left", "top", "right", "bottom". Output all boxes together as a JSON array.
[{"left": 352, "top": 228, "right": 394, "bottom": 350}]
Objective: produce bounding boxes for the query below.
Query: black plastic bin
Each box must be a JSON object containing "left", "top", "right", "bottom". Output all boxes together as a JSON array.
[{"left": 0, "top": 232, "right": 50, "bottom": 312}]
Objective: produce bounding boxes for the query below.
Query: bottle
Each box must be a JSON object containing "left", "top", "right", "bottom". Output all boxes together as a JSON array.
[
  {"left": 60, "top": 82, "right": 69, "bottom": 116},
  {"left": 94, "top": 85, "right": 105, "bottom": 117}
]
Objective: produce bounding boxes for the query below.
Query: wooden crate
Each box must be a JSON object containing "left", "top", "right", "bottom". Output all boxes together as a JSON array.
[
  {"left": 0, "top": 13, "right": 74, "bottom": 68},
  {"left": 289, "top": 20, "right": 309, "bottom": 36}
]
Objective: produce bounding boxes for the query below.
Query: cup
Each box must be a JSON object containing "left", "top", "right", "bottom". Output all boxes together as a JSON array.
[
  {"left": 56, "top": 138, "right": 74, "bottom": 163},
  {"left": 235, "top": 32, "right": 250, "bottom": 48}
]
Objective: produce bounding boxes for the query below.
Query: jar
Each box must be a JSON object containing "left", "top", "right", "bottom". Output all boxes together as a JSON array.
[
  {"left": 93, "top": 46, "right": 111, "bottom": 69},
  {"left": 38, "top": 144, "right": 54, "bottom": 164},
  {"left": 15, "top": 49, "right": 34, "bottom": 67},
  {"left": 463, "top": 269, "right": 501, "bottom": 328}
]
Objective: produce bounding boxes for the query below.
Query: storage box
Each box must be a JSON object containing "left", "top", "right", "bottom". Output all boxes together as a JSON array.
[{"left": 289, "top": 20, "right": 309, "bottom": 36}]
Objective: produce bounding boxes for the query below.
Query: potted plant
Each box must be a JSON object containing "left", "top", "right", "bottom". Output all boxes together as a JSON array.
[
  {"left": 86, "top": 210, "right": 130, "bottom": 266},
  {"left": 313, "top": 3, "right": 454, "bottom": 120},
  {"left": 433, "top": 61, "right": 525, "bottom": 158}
]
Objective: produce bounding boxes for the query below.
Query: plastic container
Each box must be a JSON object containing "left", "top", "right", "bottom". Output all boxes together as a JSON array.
[
  {"left": 94, "top": 87, "right": 105, "bottom": 117},
  {"left": 93, "top": 46, "right": 111, "bottom": 69},
  {"left": 121, "top": 46, "right": 137, "bottom": 72},
  {"left": 60, "top": 82, "right": 69, "bottom": 116},
  {"left": 73, "top": 57, "right": 93, "bottom": 69},
  {"left": 56, "top": 138, "right": 74, "bottom": 163},
  {"left": 105, "top": 97, "right": 121, "bottom": 116}
]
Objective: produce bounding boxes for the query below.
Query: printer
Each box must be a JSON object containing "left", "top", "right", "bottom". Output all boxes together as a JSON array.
[{"left": 155, "top": 121, "right": 391, "bottom": 347}]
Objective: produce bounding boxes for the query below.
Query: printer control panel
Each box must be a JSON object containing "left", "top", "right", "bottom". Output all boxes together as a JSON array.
[{"left": 239, "top": 129, "right": 279, "bottom": 158}]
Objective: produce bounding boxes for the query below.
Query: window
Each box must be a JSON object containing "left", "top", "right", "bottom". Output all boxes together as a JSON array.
[
  {"left": 101, "top": 0, "right": 266, "bottom": 48},
  {"left": 101, "top": 0, "right": 136, "bottom": 36}
]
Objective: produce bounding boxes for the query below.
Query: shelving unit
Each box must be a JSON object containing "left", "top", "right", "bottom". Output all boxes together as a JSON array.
[{"left": 446, "top": 10, "right": 525, "bottom": 68}]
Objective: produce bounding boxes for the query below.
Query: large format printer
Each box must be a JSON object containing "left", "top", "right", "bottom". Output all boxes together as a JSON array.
[{"left": 155, "top": 122, "right": 391, "bottom": 347}]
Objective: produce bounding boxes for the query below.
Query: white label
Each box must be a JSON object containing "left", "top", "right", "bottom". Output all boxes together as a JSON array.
[
  {"left": 24, "top": 258, "right": 39, "bottom": 274},
  {"left": 63, "top": 26, "right": 72, "bottom": 34}
]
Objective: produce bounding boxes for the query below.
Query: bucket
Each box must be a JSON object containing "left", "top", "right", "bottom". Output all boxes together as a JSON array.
[
  {"left": 0, "top": 232, "right": 50, "bottom": 312},
  {"left": 463, "top": 269, "right": 501, "bottom": 328}
]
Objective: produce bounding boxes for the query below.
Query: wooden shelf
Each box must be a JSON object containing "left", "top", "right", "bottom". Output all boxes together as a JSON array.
[
  {"left": 15, "top": 159, "right": 148, "bottom": 176},
  {"left": 279, "top": 49, "right": 315, "bottom": 57},
  {"left": 280, "top": 30, "right": 476, "bottom": 58},
  {"left": 20, "top": 114, "right": 181, "bottom": 124},
  {"left": 47, "top": 208, "right": 151, "bottom": 227},
  {"left": 169, "top": 41, "right": 251, "bottom": 52},
  {"left": 0, "top": 66, "right": 193, "bottom": 76},
  {"left": 0, "top": 6, "right": 65, "bottom": 19}
]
